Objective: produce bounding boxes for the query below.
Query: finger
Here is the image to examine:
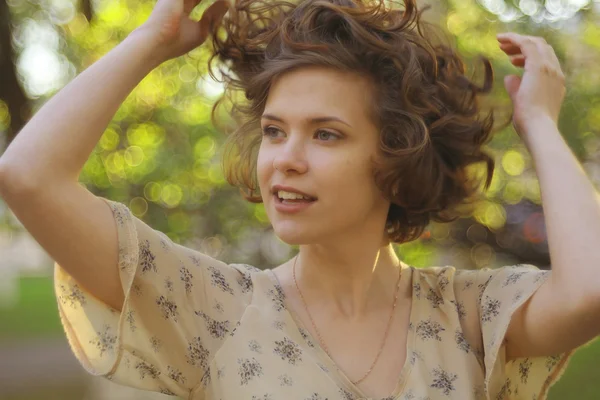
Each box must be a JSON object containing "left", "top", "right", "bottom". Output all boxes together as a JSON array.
[
  {"left": 206, "top": 0, "right": 229, "bottom": 29},
  {"left": 502, "top": 34, "right": 563, "bottom": 71},
  {"left": 509, "top": 55, "right": 525, "bottom": 68},
  {"left": 542, "top": 43, "right": 563, "bottom": 71},
  {"left": 184, "top": 0, "right": 202, "bottom": 15},
  {"left": 198, "top": 0, "right": 229, "bottom": 41},
  {"left": 203, "top": 0, "right": 229, "bottom": 22},
  {"left": 496, "top": 32, "right": 540, "bottom": 60},
  {"left": 497, "top": 33, "right": 546, "bottom": 44},
  {"left": 499, "top": 42, "right": 523, "bottom": 56},
  {"left": 528, "top": 39, "right": 565, "bottom": 80},
  {"left": 539, "top": 44, "right": 566, "bottom": 84}
]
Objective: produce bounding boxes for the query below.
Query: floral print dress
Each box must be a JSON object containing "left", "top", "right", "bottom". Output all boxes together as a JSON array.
[{"left": 54, "top": 198, "right": 574, "bottom": 400}]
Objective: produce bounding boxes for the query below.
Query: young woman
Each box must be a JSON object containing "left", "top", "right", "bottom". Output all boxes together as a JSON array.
[{"left": 0, "top": 0, "right": 598, "bottom": 399}]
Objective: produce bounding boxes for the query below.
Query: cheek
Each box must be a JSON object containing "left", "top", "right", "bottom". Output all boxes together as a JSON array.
[
  {"left": 256, "top": 147, "right": 270, "bottom": 185},
  {"left": 337, "top": 156, "right": 372, "bottom": 184},
  {"left": 335, "top": 157, "right": 380, "bottom": 202}
]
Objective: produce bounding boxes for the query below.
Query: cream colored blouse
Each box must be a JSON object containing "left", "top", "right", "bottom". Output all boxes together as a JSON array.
[{"left": 54, "top": 198, "right": 573, "bottom": 400}]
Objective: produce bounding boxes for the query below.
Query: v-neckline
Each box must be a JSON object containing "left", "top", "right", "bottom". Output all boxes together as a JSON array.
[{"left": 265, "top": 265, "right": 418, "bottom": 400}]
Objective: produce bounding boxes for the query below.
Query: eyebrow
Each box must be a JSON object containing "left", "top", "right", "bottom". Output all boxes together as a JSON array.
[{"left": 261, "top": 113, "right": 352, "bottom": 128}]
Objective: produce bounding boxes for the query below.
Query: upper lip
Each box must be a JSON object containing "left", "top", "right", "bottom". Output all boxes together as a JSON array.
[{"left": 272, "top": 185, "right": 317, "bottom": 199}]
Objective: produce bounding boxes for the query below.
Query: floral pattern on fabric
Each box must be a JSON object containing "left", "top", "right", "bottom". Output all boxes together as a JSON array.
[{"left": 54, "top": 198, "right": 574, "bottom": 400}]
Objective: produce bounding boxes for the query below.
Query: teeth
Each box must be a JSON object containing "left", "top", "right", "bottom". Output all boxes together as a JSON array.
[{"left": 277, "top": 190, "right": 312, "bottom": 200}]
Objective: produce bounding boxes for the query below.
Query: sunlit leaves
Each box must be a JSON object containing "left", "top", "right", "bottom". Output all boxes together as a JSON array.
[
  {"left": 0, "top": 100, "right": 10, "bottom": 131},
  {"left": 194, "top": 136, "right": 216, "bottom": 160},
  {"left": 6, "top": 0, "right": 598, "bottom": 269},
  {"left": 144, "top": 181, "right": 162, "bottom": 202},
  {"left": 582, "top": 20, "right": 600, "bottom": 49},
  {"left": 126, "top": 122, "right": 165, "bottom": 148},
  {"left": 96, "top": 1, "right": 131, "bottom": 28},
  {"left": 98, "top": 128, "right": 120, "bottom": 151},
  {"left": 501, "top": 150, "right": 525, "bottom": 176},
  {"left": 503, "top": 180, "right": 526, "bottom": 204},
  {"left": 80, "top": 152, "right": 110, "bottom": 188},
  {"left": 180, "top": 97, "right": 213, "bottom": 125},
  {"left": 473, "top": 201, "right": 507, "bottom": 230},
  {"left": 124, "top": 146, "right": 145, "bottom": 167},
  {"left": 160, "top": 183, "right": 183, "bottom": 208},
  {"left": 136, "top": 76, "right": 169, "bottom": 107},
  {"left": 397, "top": 239, "right": 439, "bottom": 267},
  {"left": 586, "top": 104, "right": 600, "bottom": 127},
  {"left": 123, "top": 0, "right": 155, "bottom": 30},
  {"left": 179, "top": 64, "right": 199, "bottom": 83},
  {"left": 104, "top": 150, "right": 127, "bottom": 181},
  {"left": 168, "top": 210, "right": 190, "bottom": 232},
  {"left": 65, "top": 13, "right": 89, "bottom": 36},
  {"left": 253, "top": 204, "right": 269, "bottom": 224},
  {"left": 208, "top": 163, "right": 225, "bottom": 184},
  {"left": 130, "top": 196, "right": 149, "bottom": 217}
]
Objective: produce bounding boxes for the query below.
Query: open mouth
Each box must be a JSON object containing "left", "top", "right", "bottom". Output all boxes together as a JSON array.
[
  {"left": 270, "top": 186, "right": 318, "bottom": 213},
  {"left": 274, "top": 195, "right": 317, "bottom": 205},
  {"left": 273, "top": 193, "right": 317, "bottom": 204},
  {"left": 273, "top": 190, "right": 317, "bottom": 205}
]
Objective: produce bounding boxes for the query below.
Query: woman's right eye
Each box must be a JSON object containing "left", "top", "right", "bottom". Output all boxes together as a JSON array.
[{"left": 262, "top": 126, "right": 283, "bottom": 139}]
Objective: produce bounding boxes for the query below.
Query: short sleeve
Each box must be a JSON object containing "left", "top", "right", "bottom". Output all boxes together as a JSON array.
[
  {"left": 54, "top": 198, "right": 254, "bottom": 397},
  {"left": 476, "top": 265, "right": 575, "bottom": 399}
]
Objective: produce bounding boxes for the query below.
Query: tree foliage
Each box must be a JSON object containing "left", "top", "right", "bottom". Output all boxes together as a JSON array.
[{"left": 1, "top": 0, "right": 599, "bottom": 270}]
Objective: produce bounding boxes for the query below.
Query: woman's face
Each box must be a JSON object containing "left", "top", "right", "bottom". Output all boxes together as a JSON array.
[{"left": 257, "top": 66, "right": 390, "bottom": 245}]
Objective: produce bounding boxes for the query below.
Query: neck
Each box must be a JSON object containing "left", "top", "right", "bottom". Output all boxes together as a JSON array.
[{"left": 294, "top": 241, "right": 403, "bottom": 319}]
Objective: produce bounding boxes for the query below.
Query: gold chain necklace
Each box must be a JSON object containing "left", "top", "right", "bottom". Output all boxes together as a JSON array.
[{"left": 292, "top": 255, "right": 402, "bottom": 385}]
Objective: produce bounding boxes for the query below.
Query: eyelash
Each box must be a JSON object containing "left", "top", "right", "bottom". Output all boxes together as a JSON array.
[{"left": 261, "top": 126, "right": 341, "bottom": 141}]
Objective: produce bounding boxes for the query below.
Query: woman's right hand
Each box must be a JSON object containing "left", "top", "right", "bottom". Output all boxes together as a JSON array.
[{"left": 136, "top": 0, "right": 229, "bottom": 63}]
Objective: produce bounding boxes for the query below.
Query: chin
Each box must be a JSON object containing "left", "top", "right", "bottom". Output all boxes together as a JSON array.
[{"left": 271, "top": 221, "right": 319, "bottom": 245}]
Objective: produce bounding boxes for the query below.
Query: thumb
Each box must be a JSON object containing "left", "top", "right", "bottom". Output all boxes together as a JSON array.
[
  {"left": 504, "top": 75, "right": 521, "bottom": 102},
  {"left": 197, "top": 0, "right": 229, "bottom": 43}
]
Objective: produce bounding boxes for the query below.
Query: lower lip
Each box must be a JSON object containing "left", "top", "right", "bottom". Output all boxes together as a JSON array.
[{"left": 273, "top": 195, "right": 316, "bottom": 214}]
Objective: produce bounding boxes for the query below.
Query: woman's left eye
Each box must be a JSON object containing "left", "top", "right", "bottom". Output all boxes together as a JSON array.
[{"left": 315, "top": 130, "right": 340, "bottom": 141}]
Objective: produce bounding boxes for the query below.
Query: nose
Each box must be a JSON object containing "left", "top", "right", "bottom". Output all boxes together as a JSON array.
[{"left": 272, "top": 137, "right": 308, "bottom": 175}]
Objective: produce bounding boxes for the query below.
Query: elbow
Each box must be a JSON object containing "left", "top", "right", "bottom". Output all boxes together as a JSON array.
[
  {"left": 580, "top": 271, "right": 600, "bottom": 311},
  {"left": 554, "top": 267, "right": 600, "bottom": 314},
  {"left": 0, "top": 163, "right": 14, "bottom": 197},
  {"left": 587, "top": 287, "right": 600, "bottom": 315},
  {"left": 0, "top": 163, "right": 40, "bottom": 199},
  {"left": 580, "top": 293, "right": 600, "bottom": 338},
  {"left": 571, "top": 283, "right": 600, "bottom": 332}
]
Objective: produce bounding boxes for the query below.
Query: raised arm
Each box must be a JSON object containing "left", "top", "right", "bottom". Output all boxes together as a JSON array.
[{"left": 0, "top": 30, "right": 162, "bottom": 311}]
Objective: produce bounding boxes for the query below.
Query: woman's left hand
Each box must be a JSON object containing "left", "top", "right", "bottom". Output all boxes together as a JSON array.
[{"left": 497, "top": 32, "right": 566, "bottom": 137}]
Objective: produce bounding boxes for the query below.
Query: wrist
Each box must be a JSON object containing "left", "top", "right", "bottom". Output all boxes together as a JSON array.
[
  {"left": 126, "top": 26, "right": 169, "bottom": 70},
  {"left": 519, "top": 114, "right": 557, "bottom": 135},
  {"left": 520, "top": 115, "right": 561, "bottom": 152}
]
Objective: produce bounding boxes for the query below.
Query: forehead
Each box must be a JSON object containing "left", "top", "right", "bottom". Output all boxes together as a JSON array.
[{"left": 264, "top": 66, "right": 375, "bottom": 124}]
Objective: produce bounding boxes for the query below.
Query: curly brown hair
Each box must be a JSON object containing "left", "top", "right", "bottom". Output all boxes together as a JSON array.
[{"left": 207, "top": 0, "right": 504, "bottom": 244}]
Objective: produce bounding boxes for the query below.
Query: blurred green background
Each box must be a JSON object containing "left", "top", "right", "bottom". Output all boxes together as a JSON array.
[{"left": 1, "top": 0, "right": 600, "bottom": 398}]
